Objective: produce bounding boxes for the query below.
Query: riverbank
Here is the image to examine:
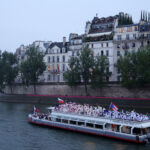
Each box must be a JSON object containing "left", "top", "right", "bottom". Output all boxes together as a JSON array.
[
  {"left": 1, "top": 94, "right": 150, "bottom": 110},
  {"left": 3, "top": 84, "right": 150, "bottom": 98}
]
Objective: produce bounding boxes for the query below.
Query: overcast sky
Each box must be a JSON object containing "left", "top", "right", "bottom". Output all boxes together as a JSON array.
[{"left": 0, "top": 0, "right": 150, "bottom": 52}]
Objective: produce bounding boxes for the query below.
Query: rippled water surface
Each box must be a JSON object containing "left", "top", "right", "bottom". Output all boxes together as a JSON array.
[{"left": 0, "top": 102, "right": 150, "bottom": 150}]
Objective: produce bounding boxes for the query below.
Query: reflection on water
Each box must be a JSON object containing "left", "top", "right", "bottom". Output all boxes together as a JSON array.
[
  {"left": 0, "top": 102, "right": 150, "bottom": 150},
  {"left": 84, "top": 142, "right": 96, "bottom": 150},
  {"left": 113, "top": 143, "right": 128, "bottom": 150}
]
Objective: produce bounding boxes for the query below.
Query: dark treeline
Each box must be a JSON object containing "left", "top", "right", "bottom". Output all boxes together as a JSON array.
[{"left": 0, "top": 47, "right": 46, "bottom": 94}]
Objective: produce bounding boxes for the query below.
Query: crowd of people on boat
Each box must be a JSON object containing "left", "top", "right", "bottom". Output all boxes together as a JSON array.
[
  {"left": 104, "top": 110, "right": 149, "bottom": 122},
  {"left": 33, "top": 113, "right": 49, "bottom": 120},
  {"left": 54, "top": 102, "right": 149, "bottom": 122}
]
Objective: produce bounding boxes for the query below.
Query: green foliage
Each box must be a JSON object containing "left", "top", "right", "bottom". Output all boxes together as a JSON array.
[
  {"left": 64, "top": 57, "right": 81, "bottom": 87},
  {"left": 116, "top": 46, "right": 150, "bottom": 88},
  {"left": 64, "top": 45, "right": 110, "bottom": 95},
  {"left": 118, "top": 13, "right": 133, "bottom": 26},
  {"left": 0, "top": 51, "right": 18, "bottom": 91},
  {"left": 80, "top": 45, "right": 95, "bottom": 94},
  {"left": 91, "top": 55, "right": 111, "bottom": 88},
  {"left": 20, "top": 47, "right": 46, "bottom": 88}
]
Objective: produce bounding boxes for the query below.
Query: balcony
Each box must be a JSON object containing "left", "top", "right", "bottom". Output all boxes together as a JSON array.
[{"left": 83, "top": 34, "right": 113, "bottom": 43}]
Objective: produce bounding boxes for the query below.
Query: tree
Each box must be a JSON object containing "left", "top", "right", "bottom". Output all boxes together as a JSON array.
[
  {"left": 117, "top": 52, "right": 138, "bottom": 88},
  {"left": 79, "top": 45, "right": 94, "bottom": 95},
  {"left": 0, "top": 56, "right": 5, "bottom": 90},
  {"left": 64, "top": 56, "right": 81, "bottom": 92},
  {"left": 91, "top": 55, "right": 111, "bottom": 88},
  {"left": 116, "top": 46, "right": 150, "bottom": 88},
  {"left": 20, "top": 47, "right": 46, "bottom": 94},
  {"left": 0, "top": 51, "right": 18, "bottom": 93}
]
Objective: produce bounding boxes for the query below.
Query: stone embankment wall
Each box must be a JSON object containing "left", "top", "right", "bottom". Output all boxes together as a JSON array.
[
  {"left": 1, "top": 84, "right": 150, "bottom": 110},
  {"left": 3, "top": 84, "right": 150, "bottom": 98}
]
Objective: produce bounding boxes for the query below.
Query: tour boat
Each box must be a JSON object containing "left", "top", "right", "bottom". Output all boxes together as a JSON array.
[{"left": 27, "top": 103, "right": 150, "bottom": 144}]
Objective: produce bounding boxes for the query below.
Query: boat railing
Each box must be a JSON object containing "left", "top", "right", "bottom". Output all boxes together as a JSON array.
[{"left": 52, "top": 110, "right": 150, "bottom": 125}]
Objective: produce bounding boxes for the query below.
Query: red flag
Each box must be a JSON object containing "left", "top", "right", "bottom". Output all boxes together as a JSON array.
[
  {"left": 58, "top": 98, "right": 64, "bottom": 104},
  {"left": 34, "top": 106, "right": 39, "bottom": 112}
]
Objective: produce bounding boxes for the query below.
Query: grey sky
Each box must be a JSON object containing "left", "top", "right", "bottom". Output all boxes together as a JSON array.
[{"left": 0, "top": 0, "right": 150, "bottom": 52}]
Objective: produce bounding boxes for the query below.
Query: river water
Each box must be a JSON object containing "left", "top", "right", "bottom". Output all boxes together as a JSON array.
[{"left": 0, "top": 102, "right": 150, "bottom": 150}]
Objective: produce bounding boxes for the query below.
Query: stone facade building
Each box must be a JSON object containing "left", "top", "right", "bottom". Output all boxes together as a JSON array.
[{"left": 15, "top": 12, "right": 150, "bottom": 83}]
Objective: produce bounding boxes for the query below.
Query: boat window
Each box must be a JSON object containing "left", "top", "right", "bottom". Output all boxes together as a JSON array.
[
  {"left": 95, "top": 124, "right": 103, "bottom": 129},
  {"left": 133, "top": 128, "right": 142, "bottom": 135},
  {"left": 122, "top": 126, "right": 131, "bottom": 134},
  {"left": 133, "top": 128, "right": 150, "bottom": 135},
  {"left": 86, "top": 123, "right": 94, "bottom": 128},
  {"left": 147, "top": 127, "right": 150, "bottom": 133},
  {"left": 105, "top": 123, "right": 111, "bottom": 130},
  {"left": 56, "top": 118, "right": 61, "bottom": 122},
  {"left": 70, "top": 120, "right": 76, "bottom": 125},
  {"left": 112, "top": 124, "right": 120, "bottom": 132},
  {"left": 78, "top": 122, "right": 85, "bottom": 126},
  {"left": 62, "top": 119, "right": 68, "bottom": 124}
]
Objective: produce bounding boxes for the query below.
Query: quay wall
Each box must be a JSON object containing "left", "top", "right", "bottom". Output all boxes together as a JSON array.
[
  {"left": 3, "top": 84, "right": 150, "bottom": 98},
  {"left": 1, "top": 84, "right": 150, "bottom": 110}
]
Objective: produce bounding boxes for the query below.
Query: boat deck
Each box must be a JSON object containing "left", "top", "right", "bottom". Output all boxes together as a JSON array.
[{"left": 51, "top": 111, "right": 150, "bottom": 128}]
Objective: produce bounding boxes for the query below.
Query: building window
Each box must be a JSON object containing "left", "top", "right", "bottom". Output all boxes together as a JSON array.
[
  {"left": 48, "top": 65, "right": 51, "bottom": 72},
  {"left": 52, "top": 56, "right": 55, "bottom": 63},
  {"left": 117, "top": 76, "right": 121, "bottom": 82},
  {"left": 132, "top": 43, "right": 136, "bottom": 48},
  {"left": 133, "top": 34, "right": 136, "bottom": 39},
  {"left": 48, "top": 56, "right": 50, "bottom": 63},
  {"left": 63, "top": 73, "right": 65, "bottom": 81},
  {"left": 141, "top": 41, "right": 144, "bottom": 47},
  {"left": 91, "top": 44, "right": 94, "bottom": 48},
  {"left": 63, "top": 55, "right": 65, "bottom": 62},
  {"left": 127, "top": 27, "right": 132, "bottom": 32},
  {"left": 106, "top": 67, "right": 109, "bottom": 73},
  {"left": 101, "top": 51, "right": 104, "bottom": 56},
  {"left": 101, "top": 43, "right": 103, "bottom": 48},
  {"left": 117, "top": 44, "right": 120, "bottom": 49},
  {"left": 106, "top": 43, "right": 109, "bottom": 47},
  {"left": 117, "top": 51, "right": 120, "bottom": 56},
  {"left": 53, "top": 75, "right": 55, "bottom": 81},
  {"left": 134, "top": 26, "right": 138, "bottom": 31},
  {"left": 147, "top": 41, "right": 150, "bottom": 45},
  {"left": 117, "top": 35, "right": 122, "bottom": 41},
  {"left": 147, "top": 34, "right": 150, "bottom": 39},
  {"left": 126, "top": 34, "right": 130, "bottom": 40},
  {"left": 48, "top": 75, "right": 51, "bottom": 81},
  {"left": 57, "top": 64, "right": 60, "bottom": 72},
  {"left": 63, "top": 64, "right": 65, "bottom": 71},
  {"left": 57, "top": 56, "right": 59, "bottom": 62},
  {"left": 62, "top": 48, "right": 66, "bottom": 53},
  {"left": 106, "top": 50, "right": 109, "bottom": 56},
  {"left": 57, "top": 49, "right": 60, "bottom": 53},
  {"left": 57, "top": 75, "right": 60, "bottom": 82},
  {"left": 117, "top": 68, "right": 120, "bottom": 74}
]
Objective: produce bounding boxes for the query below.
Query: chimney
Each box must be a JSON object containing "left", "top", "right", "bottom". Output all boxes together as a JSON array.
[{"left": 63, "top": 37, "right": 66, "bottom": 46}]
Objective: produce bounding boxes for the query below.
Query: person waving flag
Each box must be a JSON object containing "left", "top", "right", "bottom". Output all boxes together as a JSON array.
[
  {"left": 109, "top": 102, "right": 118, "bottom": 111},
  {"left": 58, "top": 98, "right": 65, "bottom": 104},
  {"left": 34, "top": 106, "right": 39, "bottom": 112}
]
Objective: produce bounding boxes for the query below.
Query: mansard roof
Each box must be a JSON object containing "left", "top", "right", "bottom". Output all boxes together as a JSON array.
[
  {"left": 92, "top": 15, "right": 118, "bottom": 25},
  {"left": 45, "top": 42, "right": 69, "bottom": 54},
  {"left": 49, "top": 42, "right": 69, "bottom": 49}
]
